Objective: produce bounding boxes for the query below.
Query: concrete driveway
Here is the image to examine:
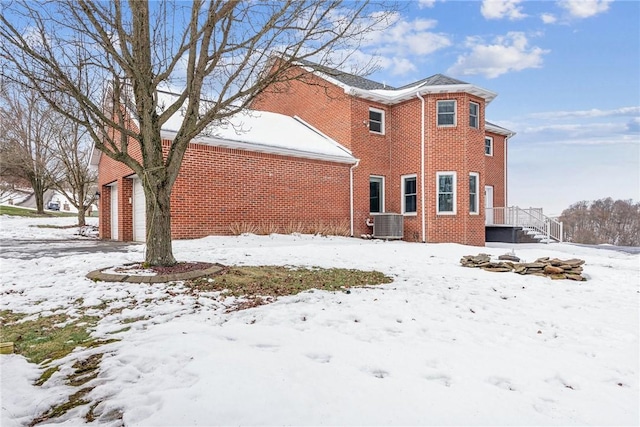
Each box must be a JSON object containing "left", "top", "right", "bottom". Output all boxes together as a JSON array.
[{"left": 0, "top": 238, "right": 140, "bottom": 260}]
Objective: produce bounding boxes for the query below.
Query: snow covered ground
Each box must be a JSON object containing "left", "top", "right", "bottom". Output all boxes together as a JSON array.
[{"left": 1, "top": 215, "right": 638, "bottom": 426}]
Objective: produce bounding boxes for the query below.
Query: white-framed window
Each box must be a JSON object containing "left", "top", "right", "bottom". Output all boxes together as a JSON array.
[
  {"left": 369, "top": 108, "right": 385, "bottom": 134},
  {"left": 401, "top": 174, "right": 417, "bottom": 215},
  {"left": 469, "top": 172, "right": 479, "bottom": 214},
  {"left": 437, "top": 100, "right": 456, "bottom": 126},
  {"left": 485, "top": 136, "right": 493, "bottom": 156},
  {"left": 469, "top": 102, "right": 479, "bottom": 129},
  {"left": 369, "top": 176, "right": 385, "bottom": 213},
  {"left": 436, "top": 172, "right": 456, "bottom": 214}
]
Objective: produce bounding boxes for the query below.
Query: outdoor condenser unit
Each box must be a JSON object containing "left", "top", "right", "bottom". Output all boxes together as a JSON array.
[{"left": 373, "top": 213, "right": 404, "bottom": 240}]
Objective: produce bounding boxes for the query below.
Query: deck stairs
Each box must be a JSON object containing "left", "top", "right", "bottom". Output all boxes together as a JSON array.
[{"left": 488, "top": 207, "right": 563, "bottom": 243}]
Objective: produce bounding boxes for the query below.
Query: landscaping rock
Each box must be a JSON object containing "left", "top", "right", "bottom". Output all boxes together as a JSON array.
[
  {"left": 544, "top": 265, "right": 565, "bottom": 275},
  {"left": 460, "top": 254, "right": 587, "bottom": 281}
]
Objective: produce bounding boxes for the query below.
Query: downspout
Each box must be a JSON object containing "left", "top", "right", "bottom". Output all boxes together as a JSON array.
[
  {"left": 504, "top": 136, "right": 509, "bottom": 208},
  {"left": 416, "top": 92, "right": 426, "bottom": 242},
  {"left": 350, "top": 159, "right": 360, "bottom": 237}
]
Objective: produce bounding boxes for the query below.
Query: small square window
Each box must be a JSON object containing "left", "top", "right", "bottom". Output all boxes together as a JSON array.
[
  {"left": 437, "top": 100, "right": 456, "bottom": 126},
  {"left": 369, "top": 108, "right": 385, "bottom": 134},
  {"left": 469, "top": 102, "right": 479, "bottom": 129},
  {"left": 402, "top": 175, "right": 417, "bottom": 214},
  {"left": 485, "top": 136, "right": 493, "bottom": 156}
]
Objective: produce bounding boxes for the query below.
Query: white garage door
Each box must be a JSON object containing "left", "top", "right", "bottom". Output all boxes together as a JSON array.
[
  {"left": 110, "top": 183, "right": 118, "bottom": 240},
  {"left": 133, "top": 178, "right": 146, "bottom": 242}
]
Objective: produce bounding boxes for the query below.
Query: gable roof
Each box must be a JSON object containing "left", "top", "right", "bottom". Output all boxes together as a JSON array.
[
  {"left": 91, "top": 90, "right": 357, "bottom": 166},
  {"left": 296, "top": 59, "right": 497, "bottom": 104}
]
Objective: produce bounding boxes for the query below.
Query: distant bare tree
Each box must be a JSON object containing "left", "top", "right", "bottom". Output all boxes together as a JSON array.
[
  {"left": 559, "top": 198, "right": 640, "bottom": 246},
  {"left": 0, "top": 83, "right": 58, "bottom": 214},
  {"left": 0, "top": 0, "right": 396, "bottom": 265},
  {"left": 50, "top": 119, "right": 97, "bottom": 226}
]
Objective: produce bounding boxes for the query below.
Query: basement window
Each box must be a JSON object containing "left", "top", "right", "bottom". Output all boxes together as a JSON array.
[{"left": 369, "top": 108, "right": 385, "bottom": 134}]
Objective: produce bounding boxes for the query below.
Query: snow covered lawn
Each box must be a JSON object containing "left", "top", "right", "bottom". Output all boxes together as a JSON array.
[{"left": 1, "top": 215, "right": 638, "bottom": 426}]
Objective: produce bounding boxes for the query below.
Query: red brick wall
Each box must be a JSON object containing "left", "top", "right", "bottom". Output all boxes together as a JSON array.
[
  {"left": 252, "top": 72, "right": 355, "bottom": 150},
  {"left": 485, "top": 131, "right": 507, "bottom": 209},
  {"left": 97, "top": 123, "right": 140, "bottom": 240},
  {"left": 254, "top": 71, "right": 501, "bottom": 246},
  {"left": 170, "top": 142, "right": 351, "bottom": 238},
  {"left": 98, "top": 137, "right": 352, "bottom": 240}
]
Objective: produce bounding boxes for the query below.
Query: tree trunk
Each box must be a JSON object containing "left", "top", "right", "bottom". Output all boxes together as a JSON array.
[
  {"left": 32, "top": 178, "right": 45, "bottom": 214},
  {"left": 144, "top": 182, "right": 176, "bottom": 266},
  {"left": 77, "top": 206, "right": 86, "bottom": 226}
]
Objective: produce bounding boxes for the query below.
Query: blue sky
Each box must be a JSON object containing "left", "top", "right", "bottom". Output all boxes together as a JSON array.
[{"left": 359, "top": 0, "right": 639, "bottom": 216}]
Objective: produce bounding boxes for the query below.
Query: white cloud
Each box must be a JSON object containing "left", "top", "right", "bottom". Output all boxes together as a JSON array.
[
  {"left": 627, "top": 117, "right": 640, "bottom": 133},
  {"left": 481, "top": 0, "right": 527, "bottom": 20},
  {"left": 528, "top": 106, "right": 640, "bottom": 120},
  {"left": 558, "top": 0, "right": 612, "bottom": 19},
  {"left": 447, "top": 32, "right": 548, "bottom": 78},
  {"left": 418, "top": 0, "right": 436, "bottom": 8},
  {"left": 358, "top": 15, "right": 451, "bottom": 76},
  {"left": 541, "top": 13, "right": 557, "bottom": 24},
  {"left": 378, "top": 57, "right": 418, "bottom": 76}
]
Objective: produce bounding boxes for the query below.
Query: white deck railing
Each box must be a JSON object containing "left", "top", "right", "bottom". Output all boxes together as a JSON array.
[{"left": 486, "top": 206, "right": 563, "bottom": 242}]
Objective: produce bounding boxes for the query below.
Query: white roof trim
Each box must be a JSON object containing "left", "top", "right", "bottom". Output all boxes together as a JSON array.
[
  {"left": 160, "top": 130, "right": 358, "bottom": 165},
  {"left": 486, "top": 123, "right": 516, "bottom": 137},
  {"left": 301, "top": 65, "right": 497, "bottom": 105}
]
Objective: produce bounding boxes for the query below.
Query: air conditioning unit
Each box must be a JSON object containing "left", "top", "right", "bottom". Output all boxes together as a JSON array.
[{"left": 373, "top": 213, "right": 404, "bottom": 240}]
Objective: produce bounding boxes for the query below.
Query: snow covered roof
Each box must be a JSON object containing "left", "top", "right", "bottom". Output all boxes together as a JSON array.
[
  {"left": 156, "top": 91, "right": 355, "bottom": 164},
  {"left": 91, "top": 90, "right": 357, "bottom": 166}
]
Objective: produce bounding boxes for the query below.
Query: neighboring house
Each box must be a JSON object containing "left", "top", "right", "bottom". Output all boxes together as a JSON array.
[{"left": 95, "top": 59, "right": 560, "bottom": 244}]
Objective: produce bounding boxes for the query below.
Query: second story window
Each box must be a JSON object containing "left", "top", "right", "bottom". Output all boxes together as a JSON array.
[
  {"left": 437, "top": 100, "right": 456, "bottom": 126},
  {"left": 369, "top": 108, "right": 385, "bottom": 134},
  {"left": 469, "top": 102, "right": 479, "bottom": 128},
  {"left": 485, "top": 136, "right": 493, "bottom": 156}
]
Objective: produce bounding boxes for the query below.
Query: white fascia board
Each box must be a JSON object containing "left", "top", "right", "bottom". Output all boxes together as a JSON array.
[
  {"left": 353, "top": 84, "right": 498, "bottom": 105},
  {"left": 302, "top": 66, "right": 498, "bottom": 105},
  {"left": 160, "top": 130, "right": 358, "bottom": 165},
  {"left": 486, "top": 122, "right": 516, "bottom": 137}
]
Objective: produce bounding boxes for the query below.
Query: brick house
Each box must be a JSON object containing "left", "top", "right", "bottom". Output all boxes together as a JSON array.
[
  {"left": 95, "top": 60, "right": 534, "bottom": 245},
  {"left": 252, "top": 60, "right": 515, "bottom": 246}
]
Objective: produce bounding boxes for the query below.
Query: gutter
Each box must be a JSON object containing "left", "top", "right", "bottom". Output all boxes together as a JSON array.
[{"left": 417, "top": 92, "right": 426, "bottom": 242}]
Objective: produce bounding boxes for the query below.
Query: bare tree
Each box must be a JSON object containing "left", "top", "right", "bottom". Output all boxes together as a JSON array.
[
  {"left": 559, "top": 198, "right": 640, "bottom": 246},
  {"left": 50, "top": 119, "right": 98, "bottom": 226},
  {"left": 0, "top": 0, "right": 395, "bottom": 265},
  {"left": 0, "top": 83, "right": 58, "bottom": 214}
]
